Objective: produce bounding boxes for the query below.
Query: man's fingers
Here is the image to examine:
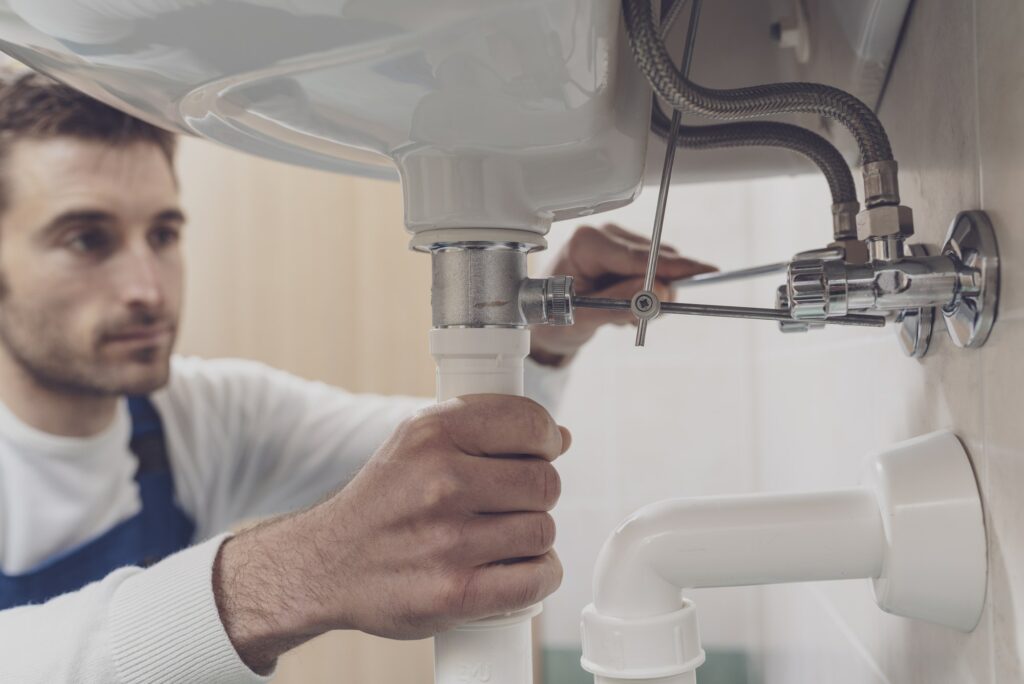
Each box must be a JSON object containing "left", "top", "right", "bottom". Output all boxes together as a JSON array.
[
  {"left": 459, "top": 551, "right": 563, "bottom": 619},
  {"left": 653, "top": 280, "right": 673, "bottom": 302},
  {"left": 439, "top": 395, "right": 566, "bottom": 461},
  {"left": 598, "top": 224, "right": 670, "bottom": 252},
  {"left": 569, "top": 225, "right": 716, "bottom": 281},
  {"left": 458, "top": 513, "right": 557, "bottom": 565},
  {"left": 558, "top": 426, "right": 572, "bottom": 454},
  {"left": 461, "top": 456, "right": 562, "bottom": 513},
  {"left": 653, "top": 251, "right": 718, "bottom": 281},
  {"left": 600, "top": 223, "right": 680, "bottom": 255},
  {"left": 567, "top": 226, "right": 659, "bottom": 279}
]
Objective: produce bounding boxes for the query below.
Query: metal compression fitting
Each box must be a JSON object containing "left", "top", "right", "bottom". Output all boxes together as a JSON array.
[{"left": 624, "top": 0, "right": 895, "bottom": 166}]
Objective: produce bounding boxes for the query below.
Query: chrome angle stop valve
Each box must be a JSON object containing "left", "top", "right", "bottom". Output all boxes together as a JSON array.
[{"left": 782, "top": 209, "right": 1000, "bottom": 357}]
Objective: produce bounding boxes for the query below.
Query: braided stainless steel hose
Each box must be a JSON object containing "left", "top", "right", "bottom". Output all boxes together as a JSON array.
[
  {"left": 625, "top": 0, "right": 895, "bottom": 166},
  {"left": 651, "top": 100, "right": 858, "bottom": 206}
]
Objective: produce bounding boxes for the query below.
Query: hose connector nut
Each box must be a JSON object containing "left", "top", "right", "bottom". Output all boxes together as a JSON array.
[
  {"left": 857, "top": 205, "right": 914, "bottom": 263},
  {"left": 831, "top": 201, "right": 860, "bottom": 242},
  {"left": 856, "top": 205, "right": 915, "bottom": 241},
  {"left": 863, "top": 160, "right": 901, "bottom": 207}
]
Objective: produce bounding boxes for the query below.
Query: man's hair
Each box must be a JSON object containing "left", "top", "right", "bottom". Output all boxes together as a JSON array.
[{"left": 0, "top": 71, "right": 177, "bottom": 215}]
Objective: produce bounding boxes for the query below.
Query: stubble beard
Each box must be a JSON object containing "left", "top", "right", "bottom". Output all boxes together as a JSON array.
[{"left": 0, "top": 298, "right": 176, "bottom": 398}]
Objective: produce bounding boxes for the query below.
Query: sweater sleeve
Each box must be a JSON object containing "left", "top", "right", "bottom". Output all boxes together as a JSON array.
[
  {"left": 158, "top": 355, "right": 569, "bottom": 534},
  {"left": 155, "top": 357, "right": 430, "bottom": 532},
  {"left": 0, "top": 534, "right": 268, "bottom": 684}
]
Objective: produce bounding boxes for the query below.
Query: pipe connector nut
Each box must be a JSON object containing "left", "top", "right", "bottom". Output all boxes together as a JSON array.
[
  {"left": 581, "top": 601, "right": 706, "bottom": 681},
  {"left": 856, "top": 205, "right": 914, "bottom": 242}
]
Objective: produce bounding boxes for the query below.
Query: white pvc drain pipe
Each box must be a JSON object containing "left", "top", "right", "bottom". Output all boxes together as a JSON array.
[{"left": 431, "top": 326, "right": 540, "bottom": 684}]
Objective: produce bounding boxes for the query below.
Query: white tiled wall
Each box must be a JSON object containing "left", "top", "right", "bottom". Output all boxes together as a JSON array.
[{"left": 538, "top": 1, "right": 1024, "bottom": 681}]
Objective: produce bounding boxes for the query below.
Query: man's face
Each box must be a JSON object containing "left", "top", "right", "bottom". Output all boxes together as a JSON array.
[{"left": 0, "top": 137, "right": 184, "bottom": 396}]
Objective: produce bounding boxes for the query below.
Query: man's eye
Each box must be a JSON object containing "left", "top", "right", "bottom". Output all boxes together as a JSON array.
[
  {"left": 150, "top": 226, "right": 180, "bottom": 248},
  {"left": 67, "top": 230, "right": 111, "bottom": 254}
]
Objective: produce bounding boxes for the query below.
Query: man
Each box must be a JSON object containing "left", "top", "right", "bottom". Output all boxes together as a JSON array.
[{"left": 0, "top": 72, "right": 713, "bottom": 682}]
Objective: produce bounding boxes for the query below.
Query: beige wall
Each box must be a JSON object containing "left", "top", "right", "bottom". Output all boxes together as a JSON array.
[
  {"left": 176, "top": 138, "right": 434, "bottom": 397},
  {"left": 175, "top": 137, "right": 435, "bottom": 682}
]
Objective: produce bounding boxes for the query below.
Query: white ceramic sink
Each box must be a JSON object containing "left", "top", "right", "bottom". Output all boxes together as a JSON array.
[{"left": 0, "top": 0, "right": 911, "bottom": 233}]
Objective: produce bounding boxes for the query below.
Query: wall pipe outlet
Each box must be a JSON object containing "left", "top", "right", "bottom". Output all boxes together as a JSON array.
[{"left": 581, "top": 431, "right": 987, "bottom": 683}]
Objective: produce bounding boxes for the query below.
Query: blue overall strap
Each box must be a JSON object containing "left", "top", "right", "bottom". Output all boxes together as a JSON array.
[
  {"left": 0, "top": 396, "right": 196, "bottom": 609},
  {"left": 125, "top": 396, "right": 196, "bottom": 567}
]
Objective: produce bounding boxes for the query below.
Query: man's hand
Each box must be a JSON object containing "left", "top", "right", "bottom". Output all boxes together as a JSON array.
[
  {"left": 213, "top": 395, "right": 570, "bottom": 673},
  {"left": 530, "top": 224, "right": 716, "bottom": 365}
]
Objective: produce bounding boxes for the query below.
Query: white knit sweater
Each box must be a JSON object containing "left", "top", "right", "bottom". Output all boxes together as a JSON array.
[{"left": 0, "top": 355, "right": 565, "bottom": 683}]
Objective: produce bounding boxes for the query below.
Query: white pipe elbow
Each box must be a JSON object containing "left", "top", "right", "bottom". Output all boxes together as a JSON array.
[
  {"left": 592, "top": 488, "right": 886, "bottom": 618},
  {"left": 591, "top": 498, "right": 701, "bottom": 619},
  {"left": 581, "top": 431, "right": 988, "bottom": 683}
]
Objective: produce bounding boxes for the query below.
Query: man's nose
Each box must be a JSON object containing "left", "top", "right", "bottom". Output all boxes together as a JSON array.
[{"left": 116, "top": 244, "right": 165, "bottom": 310}]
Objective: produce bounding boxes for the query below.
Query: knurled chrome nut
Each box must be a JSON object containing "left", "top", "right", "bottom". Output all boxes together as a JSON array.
[
  {"left": 787, "top": 258, "right": 851, "bottom": 320},
  {"left": 775, "top": 284, "right": 822, "bottom": 333},
  {"left": 856, "top": 205, "right": 914, "bottom": 242},
  {"left": 787, "top": 259, "right": 828, "bottom": 320},
  {"left": 548, "top": 275, "right": 574, "bottom": 326}
]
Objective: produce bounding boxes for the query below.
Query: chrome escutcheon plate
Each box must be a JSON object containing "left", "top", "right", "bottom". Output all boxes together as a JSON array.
[{"left": 941, "top": 211, "right": 999, "bottom": 349}]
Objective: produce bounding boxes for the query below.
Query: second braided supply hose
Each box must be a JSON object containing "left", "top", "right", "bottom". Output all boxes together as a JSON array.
[
  {"left": 624, "top": 0, "right": 896, "bottom": 174},
  {"left": 651, "top": 101, "right": 858, "bottom": 208}
]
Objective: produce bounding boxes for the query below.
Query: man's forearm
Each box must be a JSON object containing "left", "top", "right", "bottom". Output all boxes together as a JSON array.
[
  {"left": 214, "top": 394, "right": 567, "bottom": 661},
  {"left": 214, "top": 510, "right": 335, "bottom": 674}
]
